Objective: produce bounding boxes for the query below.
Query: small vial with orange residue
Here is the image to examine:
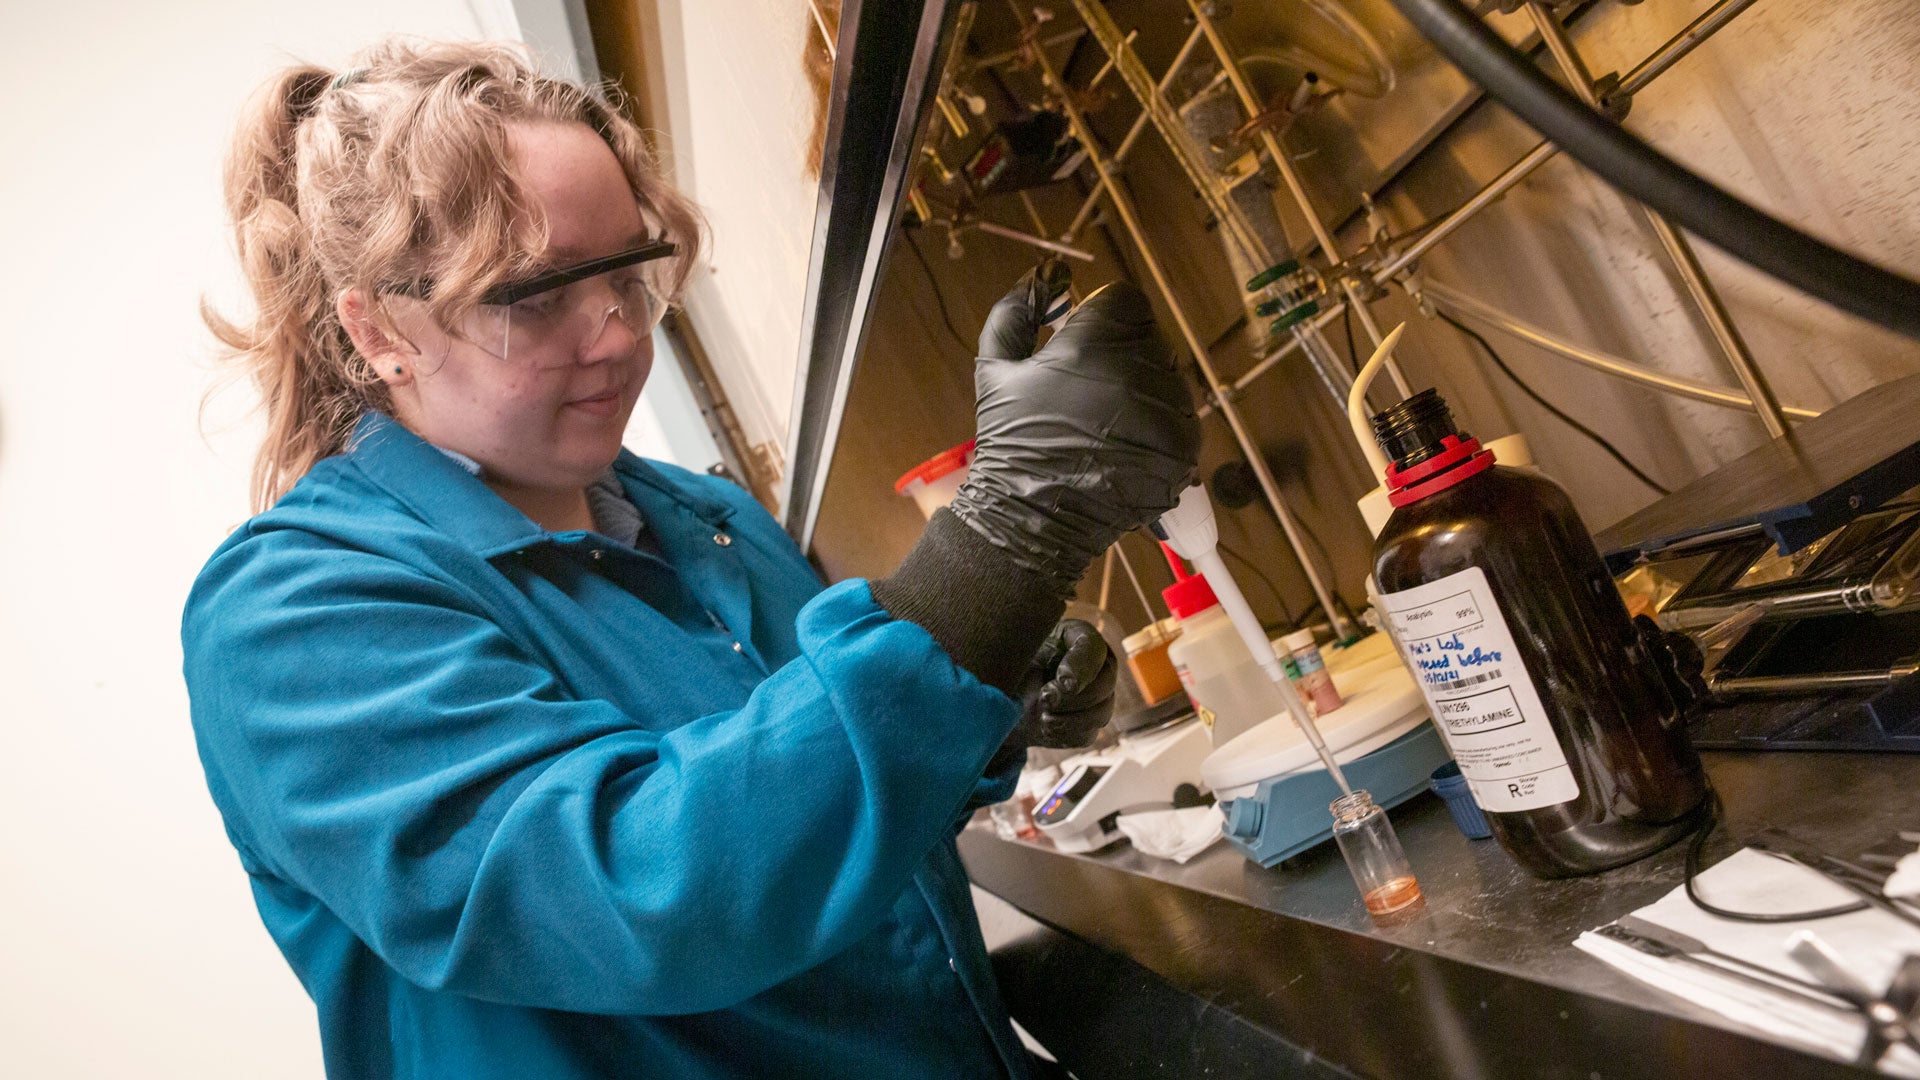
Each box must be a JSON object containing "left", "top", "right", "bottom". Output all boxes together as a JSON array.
[{"left": 1330, "top": 791, "right": 1423, "bottom": 918}]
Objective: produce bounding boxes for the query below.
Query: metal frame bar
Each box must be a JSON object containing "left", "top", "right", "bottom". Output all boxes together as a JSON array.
[
  {"left": 958, "top": 26, "right": 1086, "bottom": 75},
  {"left": 1251, "top": 0, "right": 1770, "bottom": 411},
  {"left": 782, "top": 0, "right": 958, "bottom": 546},
  {"left": 1229, "top": 301, "right": 1350, "bottom": 398},
  {"left": 777, "top": 0, "right": 1783, "bottom": 568},
  {"left": 1050, "top": 2, "right": 1378, "bottom": 426},
  {"left": 1371, "top": 141, "right": 1560, "bottom": 284},
  {"left": 1614, "top": 0, "right": 1764, "bottom": 101},
  {"left": 1059, "top": 24, "right": 1205, "bottom": 244},
  {"left": 1066, "top": 0, "right": 1270, "bottom": 266},
  {"left": 962, "top": 217, "right": 1098, "bottom": 262},
  {"left": 1014, "top": 0, "right": 1356, "bottom": 639},
  {"left": 1525, "top": 2, "right": 1788, "bottom": 438}
]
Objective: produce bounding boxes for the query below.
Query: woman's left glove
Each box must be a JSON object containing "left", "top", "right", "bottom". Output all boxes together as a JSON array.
[{"left": 1016, "top": 619, "right": 1117, "bottom": 749}]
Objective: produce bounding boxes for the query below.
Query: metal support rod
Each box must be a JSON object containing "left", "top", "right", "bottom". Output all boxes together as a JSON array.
[
  {"left": 1068, "top": 0, "right": 1269, "bottom": 266},
  {"left": 1710, "top": 664, "right": 1920, "bottom": 698},
  {"left": 1183, "top": 0, "right": 1415, "bottom": 397},
  {"left": 1368, "top": 0, "right": 1759, "bottom": 285},
  {"left": 1016, "top": 190, "right": 1048, "bottom": 235},
  {"left": 1112, "top": 539, "right": 1157, "bottom": 624},
  {"left": 1642, "top": 214, "right": 1789, "bottom": 435},
  {"left": 1017, "top": 3, "right": 1355, "bottom": 639},
  {"left": 1060, "top": 24, "right": 1206, "bottom": 243},
  {"left": 1529, "top": 0, "right": 1602, "bottom": 95},
  {"left": 935, "top": 94, "right": 970, "bottom": 140},
  {"left": 1128, "top": 0, "right": 1768, "bottom": 427},
  {"left": 1066, "top": 0, "right": 1392, "bottom": 426},
  {"left": 1199, "top": 299, "right": 1357, "bottom": 418},
  {"left": 1372, "top": 141, "right": 1560, "bottom": 284},
  {"left": 1416, "top": 280, "right": 1819, "bottom": 419},
  {"left": 1614, "top": 0, "right": 1764, "bottom": 101},
  {"left": 969, "top": 217, "right": 1098, "bottom": 261},
  {"left": 1086, "top": 29, "right": 1137, "bottom": 92},
  {"left": 1526, "top": 3, "right": 1789, "bottom": 439},
  {"left": 931, "top": 2, "right": 977, "bottom": 140},
  {"left": 960, "top": 27, "right": 1086, "bottom": 74},
  {"left": 1212, "top": 0, "right": 1764, "bottom": 411}
]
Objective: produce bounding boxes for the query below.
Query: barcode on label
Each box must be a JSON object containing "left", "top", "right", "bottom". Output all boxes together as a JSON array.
[{"left": 1437, "top": 668, "right": 1502, "bottom": 691}]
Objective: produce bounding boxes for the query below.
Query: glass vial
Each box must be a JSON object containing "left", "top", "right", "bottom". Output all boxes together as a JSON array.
[{"left": 1330, "top": 790, "right": 1423, "bottom": 916}]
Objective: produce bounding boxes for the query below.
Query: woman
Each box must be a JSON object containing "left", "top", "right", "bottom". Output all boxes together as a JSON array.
[{"left": 185, "top": 40, "right": 1198, "bottom": 1079}]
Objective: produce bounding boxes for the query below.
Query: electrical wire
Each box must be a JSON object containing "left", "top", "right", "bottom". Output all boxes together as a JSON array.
[
  {"left": 1342, "top": 303, "right": 1361, "bottom": 376},
  {"left": 1208, "top": 313, "right": 1249, "bottom": 353},
  {"left": 1217, "top": 538, "right": 1298, "bottom": 630},
  {"left": 1436, "top": 309, "right": 1672, "bottom": 496},
  {"left": 1211, "top": 459, "right": 1350, "bottom": 620},
  {"left": 1684, "top": 795, "right": 1867, "bottom": 923},
  {"left": 902, "top": 227, "right": 978, "bottom": 357}
]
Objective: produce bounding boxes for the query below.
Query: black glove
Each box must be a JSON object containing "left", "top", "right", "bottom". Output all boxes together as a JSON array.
[
  {"left": 949, "top": 260, "right": 1202, "bottom": 596},
  {"left": 1016, "top": 619, "right": 1118, "bottom": 749}
]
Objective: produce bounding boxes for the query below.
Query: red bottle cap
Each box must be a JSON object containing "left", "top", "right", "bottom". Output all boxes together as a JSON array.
[
  {"left": 1384, "top": 434, "right": 1496, "bottom": 507},
  {"left": 1158, "top": 542, "right": 1219, "bottom": 620}
]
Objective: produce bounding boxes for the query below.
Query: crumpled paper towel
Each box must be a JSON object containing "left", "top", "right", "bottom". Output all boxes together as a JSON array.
[{"left": 1115, "top": 805, "right": 1224, "bottom": 864}]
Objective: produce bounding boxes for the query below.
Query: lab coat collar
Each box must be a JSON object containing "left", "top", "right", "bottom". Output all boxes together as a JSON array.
[
  {"left": 607, "top": 450, "right": 737, "bottom": 530},
  {"left": 344, "top": 411, "right": 734, "bottom": 558}
]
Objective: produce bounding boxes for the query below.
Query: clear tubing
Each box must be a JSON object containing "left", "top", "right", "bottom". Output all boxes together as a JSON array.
[
  {"left": 1331, "top": 790, "right": 1423, "bottom": 916},
  {"left": 1417, "top": 281, "right": 1820, "bottom": 420}
]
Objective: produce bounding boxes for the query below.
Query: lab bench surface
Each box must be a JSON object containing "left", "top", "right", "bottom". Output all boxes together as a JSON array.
[{"left": 959, "top": 750, "right": 1911, "bottom": 1079}]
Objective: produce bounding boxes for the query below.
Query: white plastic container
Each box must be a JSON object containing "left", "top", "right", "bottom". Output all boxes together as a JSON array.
[
  {"left": 1201, "top": 661, "right": 1427, "bottom": 801},
  {"left": 1161, "top": 551, "right": 1287, "bottom": 746},
  {"left": 893, "top": 440, "right": 975, "bottom": 520}
]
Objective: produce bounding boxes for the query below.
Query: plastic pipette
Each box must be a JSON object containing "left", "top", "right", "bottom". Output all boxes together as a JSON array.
[
  {"left": 1156, "top": 483, "right": 1424, "bottom": 916},
  {"left": 1153, "top": 485, "right": 1353, "bottom": 795}
]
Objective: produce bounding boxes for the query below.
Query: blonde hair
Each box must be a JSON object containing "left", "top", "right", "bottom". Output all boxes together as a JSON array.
[{"left": 205, "top": 38, "right": 704, "bottom": 511}]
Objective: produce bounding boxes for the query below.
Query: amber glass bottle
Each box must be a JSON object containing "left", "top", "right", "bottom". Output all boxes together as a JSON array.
[{"left": 1370, "top": 391, "right": 1708, "bottom": 878}]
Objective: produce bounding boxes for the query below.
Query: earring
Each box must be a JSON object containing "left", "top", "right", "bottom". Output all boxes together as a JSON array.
[{"left": 393, "top": 366, "right": 404, "bottom": 375}]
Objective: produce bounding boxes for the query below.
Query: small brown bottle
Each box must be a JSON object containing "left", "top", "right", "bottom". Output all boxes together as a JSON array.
[{"left": 1370, "top": 390, "right": 1708, "bottom": 878}]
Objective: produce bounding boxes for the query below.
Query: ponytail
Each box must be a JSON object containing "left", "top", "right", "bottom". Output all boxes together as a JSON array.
[{"left": 205, "top": 65, "right": 385, "bottom": 512}]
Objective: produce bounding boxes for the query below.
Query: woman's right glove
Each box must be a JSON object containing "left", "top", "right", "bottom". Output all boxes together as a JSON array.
[
  {"left": 872, "top": 261, "right": 1200, "bottom": 697},
  {"left": 949, "top": 260, "right": 1202, "bottom": 596}
]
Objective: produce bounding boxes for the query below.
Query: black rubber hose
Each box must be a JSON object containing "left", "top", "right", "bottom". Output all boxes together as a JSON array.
[{"left": 1387, "top": 0, "right": 1920, "bottom": 341}]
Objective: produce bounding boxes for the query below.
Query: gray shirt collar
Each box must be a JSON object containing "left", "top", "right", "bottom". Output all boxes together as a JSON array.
[{"left": 430, "top": 445, "right": 644, "bottom": 549}]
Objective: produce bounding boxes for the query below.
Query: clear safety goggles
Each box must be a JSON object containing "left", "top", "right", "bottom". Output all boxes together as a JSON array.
[{"left": 398, "top": 241, "right": 677, "bottom": 368}]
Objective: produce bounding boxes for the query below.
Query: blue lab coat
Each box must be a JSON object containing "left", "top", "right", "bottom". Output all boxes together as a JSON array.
[{"left": 182, "top": 412, "right": 1032, "bottom": 1079}]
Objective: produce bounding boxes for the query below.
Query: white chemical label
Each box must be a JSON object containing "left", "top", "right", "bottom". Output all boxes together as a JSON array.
[{"left": 1378, "top": 566, "right": 1578, "bottom": 812}]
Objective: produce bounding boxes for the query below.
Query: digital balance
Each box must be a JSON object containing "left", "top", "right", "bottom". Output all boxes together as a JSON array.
[{"left": 1033, "top": 699, "right": 1210, "bottom": 854}]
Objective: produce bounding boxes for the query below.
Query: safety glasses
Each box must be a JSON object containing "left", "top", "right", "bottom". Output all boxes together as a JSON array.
[{"left": 391, "top": 241, "right": 677, "bottom": 368}]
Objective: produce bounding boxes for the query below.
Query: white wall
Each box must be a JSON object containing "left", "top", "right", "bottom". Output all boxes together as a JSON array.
[
  {"left": 0, "top": 2, "right": 706, "bottom": 1076},
  {"left": 646, "top": 0, "right": 824, "bottom": 498}
]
